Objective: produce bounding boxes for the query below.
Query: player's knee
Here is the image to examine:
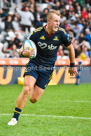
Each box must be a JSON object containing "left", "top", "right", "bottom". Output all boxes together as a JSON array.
[
  {"left": 30, "top": 98, "right": 38, "bottom": 103},
  {"left": 23, "top": 85, "right": 30, "bottom": 97}
]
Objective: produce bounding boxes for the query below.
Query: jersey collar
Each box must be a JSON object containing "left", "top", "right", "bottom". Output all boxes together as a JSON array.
[{"left": 44, "top": 25, "right": 56, "bottom": 38}]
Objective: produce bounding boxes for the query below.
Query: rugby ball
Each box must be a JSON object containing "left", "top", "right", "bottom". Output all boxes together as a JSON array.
[{"left": 23, "top": 39, "right": 37, "bottom": 58}]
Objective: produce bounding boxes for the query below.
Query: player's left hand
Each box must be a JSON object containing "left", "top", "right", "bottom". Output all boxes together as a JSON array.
[{"left": 68, "top": 67, "right": 77, "bottom": 76}]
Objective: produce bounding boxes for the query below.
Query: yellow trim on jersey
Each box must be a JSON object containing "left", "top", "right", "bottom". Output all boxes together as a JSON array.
[
  {"left": 49, "top": 73, "right": 53, "bottom": 81},
  {"left": 59, "top": 27, "right": 66, "bottom": 34},
  {"left": 24, "top": 68, "right": 28, "bottom": 73},
  {"left": 45, "top": 84, "right": 48, "bottom": 88},
  {"left": 34, "top": 27, "right": 43, "bottom": 32}
]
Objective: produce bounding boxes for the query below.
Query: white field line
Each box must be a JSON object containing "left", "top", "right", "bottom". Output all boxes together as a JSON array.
[
  {"left": 60, "top": 100, "right": 91, "bottom": 103},
  {"left": 0, "top": 113, "right": 91, "bottom": 120}
]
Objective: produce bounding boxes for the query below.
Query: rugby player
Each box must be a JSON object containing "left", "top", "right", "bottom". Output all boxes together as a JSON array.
[{"left": 8, "top": 10, "right": 77, "bottom": 125}]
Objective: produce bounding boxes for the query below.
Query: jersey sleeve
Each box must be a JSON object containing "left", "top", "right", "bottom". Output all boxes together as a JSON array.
[
  {"left": 27, "top": 27, "right": 43, "bottom": 44},
  {"left": 60, "top": 30, "right": 72, "bottom": 47},
  {"left": 27, "top": 31, "right": 35, "bottom": 42}
]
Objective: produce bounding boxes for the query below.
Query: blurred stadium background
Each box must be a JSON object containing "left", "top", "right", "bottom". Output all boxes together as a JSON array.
[
  {"left": 0, "top": 0, "right": 91, "bottom": 136},
  {"left": 0, "top": 0, "right": 91, "bottom": 85}
]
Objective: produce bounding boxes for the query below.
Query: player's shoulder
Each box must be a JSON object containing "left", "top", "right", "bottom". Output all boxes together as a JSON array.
[
  {"left": 58, "top": 27, "right": 67, "bottom": 34},
  {"left": 34, "top": 27, "right": 44, "bottom": 33},
  {"left": 30, "top": 27, "right": 44, "bottom": 36}
]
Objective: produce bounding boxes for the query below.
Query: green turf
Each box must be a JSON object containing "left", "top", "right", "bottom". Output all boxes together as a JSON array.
[{"left": 0, "top": 84, "right": 91, "bottom": 136}]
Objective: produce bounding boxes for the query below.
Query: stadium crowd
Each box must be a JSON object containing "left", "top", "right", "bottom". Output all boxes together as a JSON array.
[{"left": 0, "top": 0, "right": 91, "bottom": 59}]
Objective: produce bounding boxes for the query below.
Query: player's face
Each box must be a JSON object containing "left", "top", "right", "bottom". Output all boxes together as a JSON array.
[{"left": 48, "top": 14, "right": 60, "bottom": 33}]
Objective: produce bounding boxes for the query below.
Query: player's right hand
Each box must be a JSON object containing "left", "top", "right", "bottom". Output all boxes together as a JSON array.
[
  {"left": 68, "top": 67, "right": 78, "bottom": 76},
  {"left": 23, "top": 47, "right": 35, "bottom": 57}
]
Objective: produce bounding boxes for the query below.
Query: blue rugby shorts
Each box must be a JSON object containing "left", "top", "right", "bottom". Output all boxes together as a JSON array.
[{"left": 23, "top": 62, "right": 54, "bottom": 89}]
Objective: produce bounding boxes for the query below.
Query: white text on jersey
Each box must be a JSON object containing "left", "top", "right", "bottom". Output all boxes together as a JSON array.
[{"left": 38, "top": 42, "right": 57, "bottom": 50}]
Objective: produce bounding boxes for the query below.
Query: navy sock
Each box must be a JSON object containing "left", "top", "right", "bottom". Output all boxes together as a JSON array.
[{"left": 13, "top": 107, "right": 22, "bottom": 121}]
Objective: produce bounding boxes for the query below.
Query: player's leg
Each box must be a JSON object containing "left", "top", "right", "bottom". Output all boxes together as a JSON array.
[
  {"left": 16, "top": 75, "right": 36, "bottom": 109},
  {"left": 30, "top": 85, "right": 44, "bottom": 103},
  {"left": 29, "top": 70, "right": 53, "bottom": 103},
  {"left": 8, "top": 75, "right": 36, "bottom": 126}
]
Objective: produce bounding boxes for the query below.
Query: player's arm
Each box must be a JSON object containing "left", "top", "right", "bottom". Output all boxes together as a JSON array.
[
  {"left": 67, "top": 43, "right": 75, "bottom": 64},
  {"left": 19, "top": 45, "right": 34, "bottom": 57},
  {"left": 59, "top": 28, "right": 77, "bottom": 76},
  {"left": 67, "top": 43, "right": 77, "bottom": 76},
  {"left": 19, "top": 31, "right": 36, "bottom": 57}
]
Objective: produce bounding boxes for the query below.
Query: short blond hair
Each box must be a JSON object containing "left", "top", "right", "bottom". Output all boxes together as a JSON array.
[{"left": 47, "top": 10, "right": 61, "bottom": 20}]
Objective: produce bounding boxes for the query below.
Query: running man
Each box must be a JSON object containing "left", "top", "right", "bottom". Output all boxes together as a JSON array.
[{"left": 8, "top": 10, "right": 77, "bottom": 125}]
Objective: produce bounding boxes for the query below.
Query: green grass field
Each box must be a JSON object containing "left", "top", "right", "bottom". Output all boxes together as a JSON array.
[{"left": 0, "top": 84, "right": 91, "bottom": 136}]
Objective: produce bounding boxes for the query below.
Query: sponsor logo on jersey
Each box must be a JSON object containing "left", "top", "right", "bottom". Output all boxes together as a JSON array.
[
  {"left": 40, "top": 36, "right": 45, "bottom": 40},
  {"left": 38, "top": 42, "right": 57, "bottom": 50},
  {"left": 53, "top": 36, "right": 59, "bottom": 41}
]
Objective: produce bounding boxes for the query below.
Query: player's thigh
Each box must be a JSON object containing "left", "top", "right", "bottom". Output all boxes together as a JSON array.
[
  {"left": 29, "top": 71, "right": 53, "bottom": 102},
  {"left": 30, "top": 85, "right": 44, "bottom": 103}
]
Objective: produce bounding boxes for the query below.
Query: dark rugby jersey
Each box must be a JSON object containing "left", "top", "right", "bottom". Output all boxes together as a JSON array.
[{"left": 28, "top": 26, "right": 72, "bottom": 66}]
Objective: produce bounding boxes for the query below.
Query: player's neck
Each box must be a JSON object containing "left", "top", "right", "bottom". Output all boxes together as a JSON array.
[{"left": 45, "top": 25, "right": 54, "bottom": 35}]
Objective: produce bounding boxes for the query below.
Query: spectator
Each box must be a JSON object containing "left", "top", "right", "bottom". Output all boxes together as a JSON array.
[
  {"left": 14, "top": 33, "right": 22, "bottom": 49},
  {"left": 53, "top": 1, "right": 61, "bottom": 11},
  {"left": 40, "top": 8, "right": 49, "bottom": 26},
  {"left": 87, "top": 13, "right": 91, "bottom": 30},
  {"left": 81, "top": 7, "right": 88, "bottom": 20},
  {"left": 76, "top": 0, "right": 83, "bottom": 6},
  {"left": 63, "top": 19, "right": 72, "bottom": 32},
  {"left": 10, "top": 51, "right": 19, "bottom": 58},
  {"left": 76, "top": 5, "right": 81, "bottom": 17},
  {"left": 60, "top": 0, "right": 65, "bottom": 9},
  {"left": 12, "top": 16, "right": 21, "bottom": 32},
  {"left": 9, "top": 44, "right": 19, "bottom": 58},
  {"left": 0, "top": 43, "right": 10, "bottom": 58},
  {"left": 73, "top": 19, "right": 83, "bottom": 39},
  {"left": 70, "top": 17, "right": 76, "bottom": 30},
  {"left": 7, "top": 37, "right": 16, "bottom": 49},
  {"left": 78, "top": 32, "right": 86, "bottom": 43},
  {"left": 61, "top": 7, "right": 69, "bottom": 19},
  {"left": 75, "top": 45, "right": 82, "bottom": 58},
  {"left": 0, "top": 42, "right": 5, "bottom": 58},
  {"left": 85, "top": 0, "right": 91, "bottom": 7},
  {"left": 34, "top": 5, "right": 42, "bottom": 28},
  {"left": 80, "top": 40, "right": 90, "bottom": 50},
  {"left": 60, "top": 14, "right": 67, "bottom": 27},
  {"left": 29, "top": 3, "right": 35, "bottom": 14},
  {"left": 73, "top": 1, "right": 80, "bottom": 13},
  {"left": 0, "top": 8, "right": 7, "bottom": 21},
  {"left": 68, "top": 8, "right": 76, "bottom": 20},
  {"left": 57, "top": 46, "right": 69, "bottom": 59},
  {"left": 3, "top": 0, "right": 11, "bottom": 7},
  {"left": 16, "top": 6, "right": 34, "bottom": 32},
  {"left": 80, "top": 45, "right": 90, "bottom": 59},
  {"left": 5, "top": 30, "right": 15, "bottom": 49},
  {"left": 28, "top": 0, "right": 35, "bottom": 5},
  {"left": 84, "top": 28, "right": 91, "bottom": 44},
  {"left": 4, "top": 13, "right": 14, "bottom": 32}
]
